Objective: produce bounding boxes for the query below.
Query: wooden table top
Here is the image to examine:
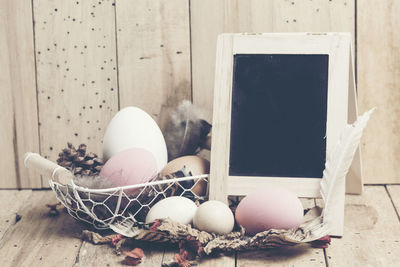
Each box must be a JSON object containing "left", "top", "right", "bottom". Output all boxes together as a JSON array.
[{"left": 0, "top": 185, "right": 399, "bottom": 266}]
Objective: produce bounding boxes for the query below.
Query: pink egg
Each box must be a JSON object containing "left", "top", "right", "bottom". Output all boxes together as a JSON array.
[
  {"left": 235, "top": 187, "right": 304, "bottom": 235},
  {"left": 100, "top": 148, "right": 157, "bottom": 190}
]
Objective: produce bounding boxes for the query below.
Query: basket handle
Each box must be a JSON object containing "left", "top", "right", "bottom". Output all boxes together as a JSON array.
[{"left": 24, "top": 152, "right": 74, "bottom": 185}]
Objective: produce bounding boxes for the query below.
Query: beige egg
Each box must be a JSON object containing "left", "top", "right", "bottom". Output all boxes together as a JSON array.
[
  {"left": 145, "top": 196, "right": 198, "bottom": 225},
  {"left": 161, "top": 156, "right": 209, "bottom": 196},
  {"left": 193, "top": 200, "right": 234, "bottom": 234}
]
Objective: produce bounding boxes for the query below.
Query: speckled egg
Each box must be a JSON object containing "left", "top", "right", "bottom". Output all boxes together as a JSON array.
[{"left": 161, "top": 155, "right": 210, "bottom": 196}]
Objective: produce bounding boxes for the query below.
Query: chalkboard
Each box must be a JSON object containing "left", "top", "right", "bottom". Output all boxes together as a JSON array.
[
  {"left": 229, "top": 54, "right": 329, "bottom": 178},
  {"left": 209, "top": 33, "right": 355, "bottom": 236}
]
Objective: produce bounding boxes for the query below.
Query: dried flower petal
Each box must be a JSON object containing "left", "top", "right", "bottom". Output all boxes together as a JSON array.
[
  {"left": 179, "top": 235, "right": 204, "bottom": 260},
  {"left": 111, "top": 234, "right": 123, "bottom": 247},
  {"left": 173, "top": 252, "right": 191, "bottom": 267},
  {"left": 310, "top": 235, "right": 331, "bottom": 248},
  {"left": 150, "top": 219, "right": 162, "bottom": 231},
  {"left": 123, "top": 248, "right": 144, "bottom": 266}
]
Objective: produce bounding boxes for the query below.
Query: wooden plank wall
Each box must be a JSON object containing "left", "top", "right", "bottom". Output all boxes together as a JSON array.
[
  {"left": 191, "top": 0, "right": 355, "bottom": 122},
  {"left": 33, "top": 0, "right": 119, "bottom": 186},
  {"left": 0, "top": 0, "right": 399, "bottom": 188},
  {"left": 116, "top": 0, "right": 192, "bottom": 129},
  {"left": 0, "top": 0, "right": 41, "bottom": 188},
  {"left": 357, "top": 0, "right": 400, "bottom": 183}
]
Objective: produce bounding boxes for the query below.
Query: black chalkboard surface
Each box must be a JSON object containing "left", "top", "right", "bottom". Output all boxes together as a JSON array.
[{"left": 229, "top": 54, "right": 329, "bottom": 178}]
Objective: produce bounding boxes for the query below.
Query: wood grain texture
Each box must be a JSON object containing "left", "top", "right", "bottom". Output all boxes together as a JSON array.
[
  {"left": 161, "top": 246, "right": 177, "bottom": 266},
  {"left": 33, "top": 0, "right": 119, "bottom": 186},
  {"left": 0, "top": 186, "right": 399, "bottom": 266},
  {"left": 74, "top": 241, "right": 123, "bottom": 267},
  {"left": 319, "top": 186, "right": 400, "bottom": 266},
  {"left": 162, "top": 246, "right": 236, "bottom": 267},
  {"left": 116, "top": 0, "right": 191, "bottom": 129},
  {"left": 0, "top": 19, "right": 18, "bottom": 188},
  {"left": 0, "top": 191, "right": 84, "bottom": 266},
  {"left": 346, "top": 53, "right": 363, "bottom": 194},
  {"left": 238, "top": 246, "right": 325, "bottom": 267},
  {"left": 0, "top": 190, "right": 32, "bottom": 240},
  {"left": 0, "top": 0, "right": 41, "bottom": 188},
  {"left": 191, "top": 0, "right": 355, "bottom": 122},
  {"left": 237, "top": 198, "right": 326, "bottom": 267},
  {"left": 357, "top": 0, "right": 400, "bottom": 183},
  {"left": 74, "top": 241, "right": 165, "bottom": 267},
  {"left": 209, "top": 34, "right": 233, "bottom": 202},
  {"left": 387, "top": 185, "right": 400, "bottom": 219},
  {"left": 197, "top": 254, "right": 236, "bottom": 267}
]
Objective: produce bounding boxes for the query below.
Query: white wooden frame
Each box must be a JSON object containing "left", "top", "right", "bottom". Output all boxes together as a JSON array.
[{"left": 209, "top": 33, "right": 358, "bottom": 236}]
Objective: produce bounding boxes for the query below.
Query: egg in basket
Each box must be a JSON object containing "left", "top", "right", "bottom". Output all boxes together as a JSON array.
[{"left": 24, "top": 103, "right": 212, "bottom": 229}]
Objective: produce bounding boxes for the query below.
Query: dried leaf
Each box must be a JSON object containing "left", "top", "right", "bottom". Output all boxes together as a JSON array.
[
  {"left": 179, "top": 236, "right": 203, "bottom": 260},
  {"left": 173, "top": 252, "right": 191, "bottom": 267},
  {"left": 150, "top": 219, "right": 162, "bottom": 231},
  {"left": 81, "top": 230, "right": 124, "bottom": 245},
  {"left": 310, "top": 235, "right": 331, "bottom": 248},
  {"left": 111, "top": 234, "right": 123, "bottom": 247},
  {"left": 123, "top": 248, "right": 144, "bottom": 266}
]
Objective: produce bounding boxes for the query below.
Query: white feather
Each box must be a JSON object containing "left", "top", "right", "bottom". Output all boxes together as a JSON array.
[{"left": 320, "top": 108, "right": 375, "bottom": 225}]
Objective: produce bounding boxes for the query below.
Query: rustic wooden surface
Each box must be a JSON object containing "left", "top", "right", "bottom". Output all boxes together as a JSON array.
[
  {"left": 387, "top": 185, "right": 400, "bottom": 218},
  {"left": 162, "top": 246, "right": 236, "bottom": 267},
  {"left": 0, "top": 0, "right": 41, "bottom": 188},
  {"left": 318, "top": 186, "right": 400, "bottom": 266},
  {"left": 0, "top": 190, "right": 32, "bottom": 240},
  {"left": 0, "top": 191, "right": 84, "bottom": 266},
  {"left": 75, "top": 239, "right": 166, "bottom": 267},
  {"left": 357, "top": 0, "right": 400, "bottom": 183},
  {"left": 1, "top": 186, "right": 398, "bottom": 266}
]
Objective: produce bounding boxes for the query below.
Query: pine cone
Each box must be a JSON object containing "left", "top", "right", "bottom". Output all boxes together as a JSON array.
[{"left": 57, "top": 143, "right": 104, "bottom": 176}]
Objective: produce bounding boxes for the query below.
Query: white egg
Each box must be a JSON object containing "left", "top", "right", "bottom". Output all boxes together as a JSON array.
[
  {"left": 193, "top": 201, "right": 234, "bottom": 235},
  {"left": 103, "top": 107, "right": 167, "bottom": 172},
  {"left": 145, "top": 196, "right": 198, "bottom": 225}
]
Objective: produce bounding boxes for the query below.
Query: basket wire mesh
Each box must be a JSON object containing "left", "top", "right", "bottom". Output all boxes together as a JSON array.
[{"left": 50, "top": 174, "right": 209, "bottom": 229}]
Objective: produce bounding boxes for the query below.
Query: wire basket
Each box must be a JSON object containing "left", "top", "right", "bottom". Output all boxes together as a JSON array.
[
  {"left": 23, "top": 151, "right": 209, "bottom": 230},
  {"left": 49, "top": 174, "right": 209, "bottom": 229}
]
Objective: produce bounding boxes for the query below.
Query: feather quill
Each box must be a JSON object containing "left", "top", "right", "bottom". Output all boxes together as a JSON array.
[{"left": 320, "top": 108, "right": 375, "bottom": 226}]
